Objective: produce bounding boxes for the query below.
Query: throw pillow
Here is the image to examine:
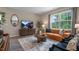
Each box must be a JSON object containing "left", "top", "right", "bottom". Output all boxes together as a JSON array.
[
  {"left": 59, "top": 29, "right": 64, "bottom": 35},
  {"left": 66, "top": 37, "right": 78, "bottom": 51}
]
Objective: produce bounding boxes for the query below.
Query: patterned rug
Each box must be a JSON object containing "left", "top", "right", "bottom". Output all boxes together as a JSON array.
[{"left": 18, "top": 35, "right": 59, "bottom": 51}]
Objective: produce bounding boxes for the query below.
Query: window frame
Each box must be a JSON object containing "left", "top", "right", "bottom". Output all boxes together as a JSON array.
[{"left": 49, "top": 9, "right": 73, "bottom": 30}]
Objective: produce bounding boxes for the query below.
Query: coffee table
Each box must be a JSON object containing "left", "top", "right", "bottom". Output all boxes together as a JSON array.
[{"left": 36, "top": 34, "right": 47, "bottom": 43}]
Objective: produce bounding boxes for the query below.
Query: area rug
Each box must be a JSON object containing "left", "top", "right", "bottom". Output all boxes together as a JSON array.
[{"left": 18, "top": 35, "right": 59, "bottom": 51}]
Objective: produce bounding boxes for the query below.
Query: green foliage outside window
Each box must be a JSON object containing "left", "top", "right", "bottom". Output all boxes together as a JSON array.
[
  {"left": 61, "top": 12, "right": 71, "bottom": 21},
  {"left": 60, "top": 21, "right": 71, "bottom": 29},
  {"left": 50, "top": 10, "right": 72, "bottom": 29},
  {"left": 52, "top": 22, "right": 59, "bottom": 28}
]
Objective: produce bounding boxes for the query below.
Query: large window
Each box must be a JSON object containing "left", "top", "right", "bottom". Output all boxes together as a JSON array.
[{"left": 50, "top": 10, "right": 72, "bottom": 30}]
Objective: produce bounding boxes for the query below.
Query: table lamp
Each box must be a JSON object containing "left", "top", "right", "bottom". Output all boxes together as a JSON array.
[
  {"left": 75, "top": 24, "right": 79, "bottom": 33},
  {"left": 42, "top": 24, "right": 46, "bottom": 33}
]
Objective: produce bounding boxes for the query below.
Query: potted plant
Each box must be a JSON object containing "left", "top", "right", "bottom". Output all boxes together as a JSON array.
[
  {"left": 36, "top": 20, "right": 43, "bottom": 35},
  {"left": 0, "top": 12, "right": 5, "bottom": 37},
  {"left": 0, "top": 12, "right": 5, "bottom": 44}
]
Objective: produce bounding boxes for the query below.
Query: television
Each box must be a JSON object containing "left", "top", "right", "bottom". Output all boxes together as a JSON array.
[{"left": 21, "top": 20, "right": 33, "bottom": 29}]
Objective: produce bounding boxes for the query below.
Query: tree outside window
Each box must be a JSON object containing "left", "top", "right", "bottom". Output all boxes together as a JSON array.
[{"left": 50, "top": 10, "right": 72, "bottom": 30}]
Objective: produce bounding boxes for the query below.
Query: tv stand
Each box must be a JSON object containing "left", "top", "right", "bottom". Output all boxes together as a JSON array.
[{"left": 19, "top": 28, "right": 35, "bottom": 36}]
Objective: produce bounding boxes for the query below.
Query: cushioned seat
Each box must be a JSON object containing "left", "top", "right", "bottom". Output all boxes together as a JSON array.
[
  {"left": 46, "top": 33, "right": 64, "bottom": 41},
  {"left": 44, "top": 29, "right": 71, "bottom": 41}
]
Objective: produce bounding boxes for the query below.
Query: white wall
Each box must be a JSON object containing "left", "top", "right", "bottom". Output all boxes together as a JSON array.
[
  {"left": 40, "top": 15, "right": 49, "bottom": 28},
  {"left": 0, "top": 7, "right": 39, "bottom": 37}
]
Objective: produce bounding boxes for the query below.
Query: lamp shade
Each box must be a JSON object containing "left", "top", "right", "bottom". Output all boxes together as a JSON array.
[
  {"left": 75, "top": 24, "right": 79, "bottom": 28},
  {"left": 42, "top": 24, "right": 45, "bottom": 28}
]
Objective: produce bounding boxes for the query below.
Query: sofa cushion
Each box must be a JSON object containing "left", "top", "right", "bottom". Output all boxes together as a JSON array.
[
  {"left": 51, "top": 29, "right": 59, "bottom": 34},
  {"left": 46, "top": 33, "right": 64, "bottom": 41},
  {"left": 45, "top": 29, "right": 71, "bottom": 41}
]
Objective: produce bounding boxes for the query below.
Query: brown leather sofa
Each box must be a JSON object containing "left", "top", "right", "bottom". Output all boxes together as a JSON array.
[{"left": 44, "top": 29, "right": 71, "bottom": 41}]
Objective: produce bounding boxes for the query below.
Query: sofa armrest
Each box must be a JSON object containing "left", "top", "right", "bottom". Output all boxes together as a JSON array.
[{"left": 49, "top": 44, "right": 68, "bottom": 51}]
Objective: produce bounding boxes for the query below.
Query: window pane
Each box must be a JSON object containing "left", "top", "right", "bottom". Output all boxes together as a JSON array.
[
  {"left": 61, "top": 13, "right": 67, "bottom": 21},
  {"left": 60, "top": 11, "right": 72, "bottom": 21},
  {"left": 50, "top": 14, "right": 59, "bottom": 29},
  {"left": 67, "top": 21, "right": 72, "bottom": 29},
  {"left": 68, "top": 12, "right": 72, "bottom": 20},
  {"left": 60, "top": 21, "right": 72, "bottom": 29},
  {"left": 52, "top": 22, "right": 59, "bottom": 29}
]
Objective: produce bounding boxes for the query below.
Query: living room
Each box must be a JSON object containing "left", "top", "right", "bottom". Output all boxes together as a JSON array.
[{"left": 0, "top": 7, "right": 79, "bottom": 51}]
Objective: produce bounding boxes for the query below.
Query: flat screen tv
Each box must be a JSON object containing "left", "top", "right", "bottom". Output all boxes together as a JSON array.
[{"left": 21, "top": 20, "right": 33, "bottom": 29}]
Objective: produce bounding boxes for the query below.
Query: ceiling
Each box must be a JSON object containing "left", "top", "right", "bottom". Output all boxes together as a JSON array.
[{"left": 10, "top": 7, "right": 58, "bottom": 15}]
